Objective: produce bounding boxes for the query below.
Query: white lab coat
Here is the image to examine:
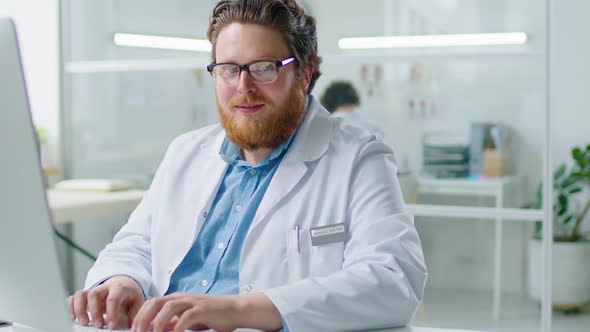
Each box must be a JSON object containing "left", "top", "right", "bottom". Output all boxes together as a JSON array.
[
  {"left": 331, "top": 107, "right": 385, "bottom": 140},
  {"left": 86, "top": 96, "right": 427, "bottom": 332}
]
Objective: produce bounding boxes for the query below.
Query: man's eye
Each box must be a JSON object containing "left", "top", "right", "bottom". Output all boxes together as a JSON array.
[
  {"left": 263, "top": 64, "right": 278, "bottom": 72},
  {"left": 224, "top": 66, "right": 238, "bottom": 74},
  {"left": 217, "top": 65, "right": 238, "bottom": 75},
  {"left": 252, "top": 63, "right": 275, "bottom": 72}
]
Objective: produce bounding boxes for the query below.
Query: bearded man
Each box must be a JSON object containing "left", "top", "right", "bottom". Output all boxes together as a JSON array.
[{"left": 68, "top": 1, "right": 427, "bottom": 331}]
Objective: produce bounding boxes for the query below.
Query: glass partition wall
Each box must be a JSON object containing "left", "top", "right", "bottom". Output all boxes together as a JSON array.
[
  {"left": 61, "top": 1, "right": 579, "bottom": 331},
  {"left": 313, "top": 1, "right": 550, "bottom": 331}
]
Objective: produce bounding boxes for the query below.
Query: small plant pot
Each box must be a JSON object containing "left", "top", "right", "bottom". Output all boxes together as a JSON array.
[{"left": 528, "top": 238, "right": 590, "bottom": 307}]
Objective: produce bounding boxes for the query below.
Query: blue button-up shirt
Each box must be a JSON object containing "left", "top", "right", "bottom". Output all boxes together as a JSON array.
[
  {"left": 165, "top": 100, "right": 310, "bottom": 331},
  {"left": 166, "top": 132, "right": 296, "bottom": 295}
]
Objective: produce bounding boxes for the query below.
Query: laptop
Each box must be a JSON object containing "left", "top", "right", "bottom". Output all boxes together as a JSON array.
[{"left": 0, "top": 17, "right": 87, "bottom": 332}]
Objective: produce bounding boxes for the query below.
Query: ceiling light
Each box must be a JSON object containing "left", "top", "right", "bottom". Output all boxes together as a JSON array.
[
  {"left": 113, "top": 33, "right": 211, "bottom": 52},
  {"left": 338, "top": 32, "right": 527, "bottom": 49}
]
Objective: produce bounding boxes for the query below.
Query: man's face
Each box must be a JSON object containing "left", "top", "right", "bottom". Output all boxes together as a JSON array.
[{"left": 214, "top": 23, "right": 309, "bottom": 150}]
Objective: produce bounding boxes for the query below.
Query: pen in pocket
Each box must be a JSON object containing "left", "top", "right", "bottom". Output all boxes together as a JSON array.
[{"left": 295, "top": 224, "right": 301, "bottom": 254}]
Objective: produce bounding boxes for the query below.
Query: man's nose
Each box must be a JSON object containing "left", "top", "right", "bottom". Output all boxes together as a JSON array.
[{"left": 236, "top": 70, "right": 256, "bottom": 94}]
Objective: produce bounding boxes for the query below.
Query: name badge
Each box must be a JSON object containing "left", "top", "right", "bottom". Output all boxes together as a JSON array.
[{"left": 310, "top": 223, "right": 347, "bottom": 246}]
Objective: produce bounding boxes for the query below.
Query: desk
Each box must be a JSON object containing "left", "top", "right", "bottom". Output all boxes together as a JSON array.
[
  {"left": 415, "top": 175, "right": 521, "bottom": 321},
  {"left": 0, "top": 324, "right": 485, "bottom": 332},
  {"left": 47, "top": 190, "right": 145, "bottom": 224},
  {"left": 45, "top": 189, "right": 145, "bottom": 291}
]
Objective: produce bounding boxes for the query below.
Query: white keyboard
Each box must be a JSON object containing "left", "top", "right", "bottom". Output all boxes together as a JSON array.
[{"left": 72, "top": 324, "right": 126, "bottom": 332}]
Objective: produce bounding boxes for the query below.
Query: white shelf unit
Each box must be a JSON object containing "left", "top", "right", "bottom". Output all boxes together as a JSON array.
[{"left": 411, "top": 175, "right": 532, "bottom": 320}]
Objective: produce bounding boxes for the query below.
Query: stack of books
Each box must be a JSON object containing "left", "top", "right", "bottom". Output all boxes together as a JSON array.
[{"left": 422, "top": 133, "right": 470, "bottom": 178}]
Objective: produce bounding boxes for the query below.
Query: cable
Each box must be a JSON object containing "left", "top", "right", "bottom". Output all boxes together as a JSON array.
[{"left": 53, "top": 227, "right": 97, "bottom": 261}]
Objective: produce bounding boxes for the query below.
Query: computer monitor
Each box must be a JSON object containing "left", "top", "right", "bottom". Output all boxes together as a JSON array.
[{"left": 0, "top": 17, "right": 73, "bottom": 332}]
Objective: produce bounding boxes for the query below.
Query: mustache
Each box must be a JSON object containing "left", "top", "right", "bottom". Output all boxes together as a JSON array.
[{"left": 228, "top": 95, "right": 270, "bottom": 108}]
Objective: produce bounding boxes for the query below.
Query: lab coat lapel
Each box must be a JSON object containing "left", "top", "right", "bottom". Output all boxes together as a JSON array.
[
  {"left": 250, "top": 97, "right": 332, "bottom": 229},
  {"left": 251, "top": 157, "right": 308, "bottom": 229},
  {"left": 189, "top": 134, "right": 228, "bottom": 236}
]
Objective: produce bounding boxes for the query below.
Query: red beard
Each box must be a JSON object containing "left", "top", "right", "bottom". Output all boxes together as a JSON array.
[{"left": 217, "top": 88, "right": 306, "bottom": 150}]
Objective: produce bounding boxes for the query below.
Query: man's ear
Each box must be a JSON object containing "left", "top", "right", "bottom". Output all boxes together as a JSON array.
[{"left": 300, "top": 65, "right": 314, "bottom": 91}]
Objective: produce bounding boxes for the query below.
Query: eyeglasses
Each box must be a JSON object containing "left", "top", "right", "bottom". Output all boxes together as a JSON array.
[{"left": 206, "top": 57, "right": 296, "bottom": 85}]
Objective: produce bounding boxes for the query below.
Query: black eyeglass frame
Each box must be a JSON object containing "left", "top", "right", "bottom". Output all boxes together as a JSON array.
[{"left": 206, "top": 56, "right": 296, "bottom": 83}]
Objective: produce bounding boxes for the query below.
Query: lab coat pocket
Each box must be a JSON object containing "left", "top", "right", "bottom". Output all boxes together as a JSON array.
[{"left": 287, "top": 229, "right": 344, "bottom": 282}]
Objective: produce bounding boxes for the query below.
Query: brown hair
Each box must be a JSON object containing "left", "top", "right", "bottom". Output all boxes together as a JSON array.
[
  {"left": 320, "top": 81, "right": 360, "bottom": 113},
  {"left": 207, "top": 0, "right": 322, "bottom": 94}
]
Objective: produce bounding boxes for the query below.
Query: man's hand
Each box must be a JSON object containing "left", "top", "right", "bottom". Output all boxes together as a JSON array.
[
  {"left": 131, "top": 293, "right": 282, "bottom": 332},
  {"left": 67, "top": 276, "right": 145, "bottom": 329}
]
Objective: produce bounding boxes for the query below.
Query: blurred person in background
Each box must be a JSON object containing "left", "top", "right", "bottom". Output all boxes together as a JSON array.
[{"left": 321, "top": 80, "right": 385, "bottom": 140}]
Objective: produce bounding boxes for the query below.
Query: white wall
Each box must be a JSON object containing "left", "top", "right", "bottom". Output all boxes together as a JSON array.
[{"left": 0, "top": 0, "right": 61, "bottom": 170}]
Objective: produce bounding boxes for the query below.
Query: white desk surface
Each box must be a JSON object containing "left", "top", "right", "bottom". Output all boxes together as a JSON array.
[
  {"left": 0, "top": 324, "right": 485, "bottom": 332},
  {"left": 47, "top": 189, "right": 145, "bottom": 225}
]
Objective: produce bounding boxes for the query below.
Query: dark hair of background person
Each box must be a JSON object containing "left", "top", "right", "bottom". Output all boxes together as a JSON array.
[
  {"left": 320, "top": 81, "right": 361, "bottom": 114},
  {"left": 207, "top": 0, "right": 322, "bottom": 94}
]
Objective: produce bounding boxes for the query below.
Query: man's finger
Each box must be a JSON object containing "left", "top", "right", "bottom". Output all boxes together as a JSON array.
[
  {"left": 163, "top": 316, "right": 180, "bottom": 331},
  {"left": 73, "top": 290, "right": 90, "bottom": 326},
  {"left": 173, "top": 307, "right": 207, "bottom": 332},
  {"left": 105, "top": 286, "right": 125, "bottom": 330},
  {"left": 87, "top": 287, "right": 108, "bottom": 328},
  {"left": 127, "top": 302, "right": 142, "bottom": 328},
  {"left": 152, "top": 300, "right": 191, "bottom": 332},
  {"left": 66, "top": 296, "right": 75, "bottom": 320},
  {"left": 133, "top": 298, "right": 164, "bottom": 332}
]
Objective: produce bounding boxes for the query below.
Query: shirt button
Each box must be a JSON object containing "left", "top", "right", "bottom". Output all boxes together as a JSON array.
[
  {"left": 235, "top": 205, "right": 242, "bottom": 212},
  {"left": 201, "top": 279, "right": 208, "bottom": 287},
  {"left": 242, "top": 284, "right": 253, "bottom": 293},
  {"left": 217, "top": 242, "right": 225, "bottom": 249},
  {"left": 249, "top": 169, "right": 256, "bottom": 175},
  {"left": 202, "top": 211, "right": 208, "bottom": 218}
]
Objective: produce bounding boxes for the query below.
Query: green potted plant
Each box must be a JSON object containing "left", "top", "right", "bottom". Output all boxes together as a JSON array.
[{"left": 528, "top": 144, "right": 590, "bottom": 309}]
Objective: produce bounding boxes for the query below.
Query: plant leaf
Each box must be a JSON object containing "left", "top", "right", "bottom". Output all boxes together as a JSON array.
[
  {"left": 572, "top": 147, "right": 583, "bottom": 164},
  {"left": 534, "top": 220, "right": 543, "bottom": 239},
  {"left": 561, "top": 175, "right": 578, "bottom": 189},
  {"left": 568, "top": 187, "right": 583, "bottom": 194},
  {"left": 559, "top": 193, "right": 568, "bottom": 207},
  {"left": 535, "top": 183, "right": 543, "bottom": 209},
  {"left": 554, "top": 164, "right": 566, "bottom": 181},
  {"left": 557, "top": 194, "right": 568, "bottom": 216},
  {"left": 563, "top": 215, "right": 574, "bottom": 224}
]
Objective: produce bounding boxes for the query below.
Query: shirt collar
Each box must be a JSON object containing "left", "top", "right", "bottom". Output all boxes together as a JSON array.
[{"left": 219, "top": 95, "right": 310, "bottom": 167}]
